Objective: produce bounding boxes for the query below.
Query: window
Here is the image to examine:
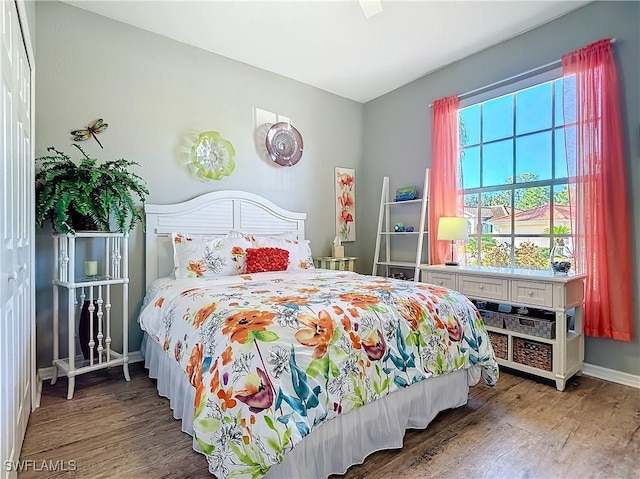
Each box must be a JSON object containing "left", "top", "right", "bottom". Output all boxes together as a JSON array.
[{"left": 459, "top": 70, "right": 575, "bottom": 270}]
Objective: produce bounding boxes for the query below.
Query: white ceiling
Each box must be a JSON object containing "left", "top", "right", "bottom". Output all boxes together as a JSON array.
[{"left": 63, "top": 1, "right": 591, "bottom": 103}]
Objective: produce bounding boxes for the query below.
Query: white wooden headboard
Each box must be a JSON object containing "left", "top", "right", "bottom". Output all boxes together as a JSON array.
[{"left": 144, "top": 190, "right": 307, "bottom": 287}]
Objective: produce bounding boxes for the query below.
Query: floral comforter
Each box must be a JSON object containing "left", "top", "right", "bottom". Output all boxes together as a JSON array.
[{"left": 138, "top": 270, "right": 499, "bottom": 478}]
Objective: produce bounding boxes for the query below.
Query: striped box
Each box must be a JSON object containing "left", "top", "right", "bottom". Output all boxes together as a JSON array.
[{"left": 313, "top": 257, "right": 357, "bottom": 272}]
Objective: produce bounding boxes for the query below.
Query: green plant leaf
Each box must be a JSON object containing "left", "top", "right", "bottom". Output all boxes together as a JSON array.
[{"left": 35, "top": 144, "right": 148, "bottom": 234}]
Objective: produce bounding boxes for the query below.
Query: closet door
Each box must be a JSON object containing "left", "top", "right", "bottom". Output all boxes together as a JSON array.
[{"left": 1, "top": 0, "right": 34, "bottom": 477}]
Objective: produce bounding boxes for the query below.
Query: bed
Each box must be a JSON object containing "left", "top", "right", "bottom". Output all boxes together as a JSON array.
[{"left": 138, "top": 190, "right": 499, "bottom": 479}]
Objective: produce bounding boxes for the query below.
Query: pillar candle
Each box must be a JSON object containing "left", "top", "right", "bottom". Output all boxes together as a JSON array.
[{"left": 84, "top": 260, "right": 98, "bottom": 277}]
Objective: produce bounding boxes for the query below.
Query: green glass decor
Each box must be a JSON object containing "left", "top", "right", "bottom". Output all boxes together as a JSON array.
[{"left": 191, "top": 131, "right": 236, "bottom": 180}]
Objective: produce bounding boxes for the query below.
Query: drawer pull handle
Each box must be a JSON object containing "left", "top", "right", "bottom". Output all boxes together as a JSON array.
[
  {"left": 479, "top": 285, "right": 485, "bottom": 290},
  {"left": 528, "top": 291, "right": 534, "bottom": 296}
]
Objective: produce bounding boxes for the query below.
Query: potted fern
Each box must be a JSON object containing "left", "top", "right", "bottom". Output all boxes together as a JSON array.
[{"left": 35, "top": 144, "right": 149, "bottom": 234}]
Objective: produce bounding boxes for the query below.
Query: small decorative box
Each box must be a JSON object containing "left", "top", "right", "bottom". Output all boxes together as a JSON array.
[
  {"left": 394, "top": 186, "right": 417, "bottom": 202},
  {"left": 314, "top": 256, "right": 357, "bottom": 272},
  {"left": 332, "top": 245, "right": 344, "bottom": 258},
  {"left": 498, "top": 303, "right": 512, "bottom": 313}
]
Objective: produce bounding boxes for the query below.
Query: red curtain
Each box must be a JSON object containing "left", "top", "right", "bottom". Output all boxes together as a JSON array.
[
  {"left": 429, "top": 96, "right": 463, "bottom": 265},
  {"left": 562, "top": 39, "right": 633, "bottom": 341}
]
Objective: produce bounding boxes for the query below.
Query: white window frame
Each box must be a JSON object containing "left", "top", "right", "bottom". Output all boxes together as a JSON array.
[{"left": 459, "top": 66, "right": 573, "bottom": 270}]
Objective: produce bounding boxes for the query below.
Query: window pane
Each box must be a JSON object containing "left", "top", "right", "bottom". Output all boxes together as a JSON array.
[
  {"left": 516, "top": 82, "right": 552, "bottom": 135},
  {"left": 464, "top": 237, "right": 479, "bottom": 266},
  {"left": 513, "top": 186, "right": 550, "bottom": 235},
  {"left": 515, "top": 237, "right": 550, "bottom": 271},
  {"left": 482, "top": 95, "right": 513, "bottom": 142},
  {"left": 563, "top": 124, "right": 576, "bottom": 176},
  {"left": 559, "top": 75, "right": 577, "bottom": 125},
  {"left": 553, "top": 184, "right": 570, "bottom": 207},
  {"left": 461, "top": 146, "right": 480, "bottom": 189},
  {"left": 463, "top": 193, "right": 481, "bottom": 235},
  {"left": 554, "top": 129, "right": 568, "bottom": 179},
  {"left": 482, "top": 140, "right": 513, "bottom": 187},
  {"left": 551, "top": 188, "right": 571, "bottom": 235},
  {"left": 554, "top": 80, "right": 564, "bottom": 126},
  {"left": 480, "top": 237, "right": 512, "bottom": 268},
  {"left": 515, "top": 131, "right": 552, "bottom": 182},
  {"left": 481, "top": 190, "right": 511, "bottom": 236},
  {"left": 460, "top": 105, "right": 480, "bottom": 146}
]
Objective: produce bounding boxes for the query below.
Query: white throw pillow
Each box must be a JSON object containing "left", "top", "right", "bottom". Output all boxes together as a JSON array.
[{"left": 172, "top": 231, "right": 253, "bottom": 279}]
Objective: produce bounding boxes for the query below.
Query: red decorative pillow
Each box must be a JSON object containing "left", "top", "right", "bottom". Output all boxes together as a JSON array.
[{"left": 245, "top": 247, "right": 290, "bottom": 273}]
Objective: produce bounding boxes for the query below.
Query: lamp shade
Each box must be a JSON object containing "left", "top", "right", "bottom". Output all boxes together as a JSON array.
[{"left": 437, "top": 217, "right": 468, "bottom": 241}]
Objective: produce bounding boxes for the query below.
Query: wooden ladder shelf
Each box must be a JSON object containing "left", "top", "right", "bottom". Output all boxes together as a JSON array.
[{"left": 372, "top": 168, "right": 430, "bottom": 281}]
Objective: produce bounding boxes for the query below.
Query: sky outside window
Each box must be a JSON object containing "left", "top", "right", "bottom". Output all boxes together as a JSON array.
[{"left": 461, "top": 77, "right": 566, "bottom": 189}]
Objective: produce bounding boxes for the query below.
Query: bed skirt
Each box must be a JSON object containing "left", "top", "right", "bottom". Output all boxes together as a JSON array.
[{"left": 142, "top": 333, "right": 475, "bottom": 478}]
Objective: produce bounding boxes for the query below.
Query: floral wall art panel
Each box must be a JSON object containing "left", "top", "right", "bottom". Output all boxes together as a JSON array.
[{"left": 335, "top": 167, "right": 355, "bottom": 242}]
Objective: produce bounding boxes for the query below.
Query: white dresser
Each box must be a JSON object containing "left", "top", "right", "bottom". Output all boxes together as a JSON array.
[{"left": 421, "top": 265, "right": 586, "bottom": 391}]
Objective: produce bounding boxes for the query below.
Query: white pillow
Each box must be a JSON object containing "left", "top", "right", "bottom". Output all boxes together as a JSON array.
[
  {"left": 172, "top": 231, "right": 253, "bottom": 279},
  {"left": 246, "top": 231, "right": 299, "bottom": 243},
  {"left": 251, "top": 237, "right": 314, "bottom": 270}
]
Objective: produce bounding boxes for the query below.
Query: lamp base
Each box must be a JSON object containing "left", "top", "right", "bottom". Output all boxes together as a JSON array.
[{"left": 444, "top": 261, "right": 459, "bottom": 266}]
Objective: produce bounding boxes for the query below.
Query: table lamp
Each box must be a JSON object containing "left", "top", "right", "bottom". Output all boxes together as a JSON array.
[{"left": 437, "top": 217, "right": 468, "bottom": 266}]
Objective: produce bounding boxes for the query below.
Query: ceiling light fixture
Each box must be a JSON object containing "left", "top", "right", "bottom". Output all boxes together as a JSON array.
[{"left": 358, "top": 0, "right": 383, "bottom": 18}]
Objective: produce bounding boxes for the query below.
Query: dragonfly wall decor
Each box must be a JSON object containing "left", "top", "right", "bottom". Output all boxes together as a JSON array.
[{"left": 70, "top": 118, "right": 108, "bottom": 148}]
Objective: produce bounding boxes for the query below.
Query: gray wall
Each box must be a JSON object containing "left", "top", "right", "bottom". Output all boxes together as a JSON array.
[
  {"left": 34, "top": 1, "right": 363, "bottom": 368},
  {"left": 362, "top": 1, "right": 639, "bottom": 375}
]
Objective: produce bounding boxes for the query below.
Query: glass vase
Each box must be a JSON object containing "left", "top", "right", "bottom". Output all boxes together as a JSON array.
[{"left": 550, "top": 239, "right": 573, "bottom": 275}]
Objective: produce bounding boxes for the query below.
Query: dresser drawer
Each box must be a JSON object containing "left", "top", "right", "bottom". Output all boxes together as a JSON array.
[
  {"left": 511, "top": 280, "right": 553, "bottom": 307},
  {"left": 459, "top": 275, "right": 509, "bottom": 301},
  {"left": 423, "top": 271, "right": 457, "bottom": 290}
]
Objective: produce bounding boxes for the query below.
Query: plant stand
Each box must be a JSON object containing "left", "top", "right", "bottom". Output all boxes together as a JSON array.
[{"left": 51, "top": 232, "right": 130, "bottom": 399}]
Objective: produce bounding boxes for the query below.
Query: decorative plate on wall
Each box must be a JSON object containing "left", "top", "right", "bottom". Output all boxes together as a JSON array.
[
  {"left": 191, "top": 131, "right": 236, "bottom": 180},
  {"left": 265, "top": 122, "right": 303, "bottom": 167}
]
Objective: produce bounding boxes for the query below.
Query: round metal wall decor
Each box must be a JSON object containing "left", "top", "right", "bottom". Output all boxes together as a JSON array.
[{"left": 265, "top": 122, "right": 303, "bottom": 167}]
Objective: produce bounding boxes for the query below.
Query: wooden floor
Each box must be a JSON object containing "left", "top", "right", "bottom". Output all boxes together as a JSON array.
[{"left": 19, "top": 363, "right": 640, "bottom": 479}]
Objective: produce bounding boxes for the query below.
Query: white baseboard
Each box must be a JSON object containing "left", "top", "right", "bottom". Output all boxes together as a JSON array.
[
  {"left": 582, "top": 362, "right": 640, "bottom": 389},
  {"left": 37, "top": 350, "right": 143, "bottom": 383}
]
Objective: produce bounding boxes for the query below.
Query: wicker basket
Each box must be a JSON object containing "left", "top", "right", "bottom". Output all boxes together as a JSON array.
[
  {"left": 504, "top": 315, "right": 555, "bottom": 339},
  {"left": 488, "top": 332, "right": 508, "bottom": 360},
  {"left": 478, "top": 309, "right": 505, "bottom": 328},
  {"left": 513, "top": 337, "right": 552, "bottom": 371}
]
